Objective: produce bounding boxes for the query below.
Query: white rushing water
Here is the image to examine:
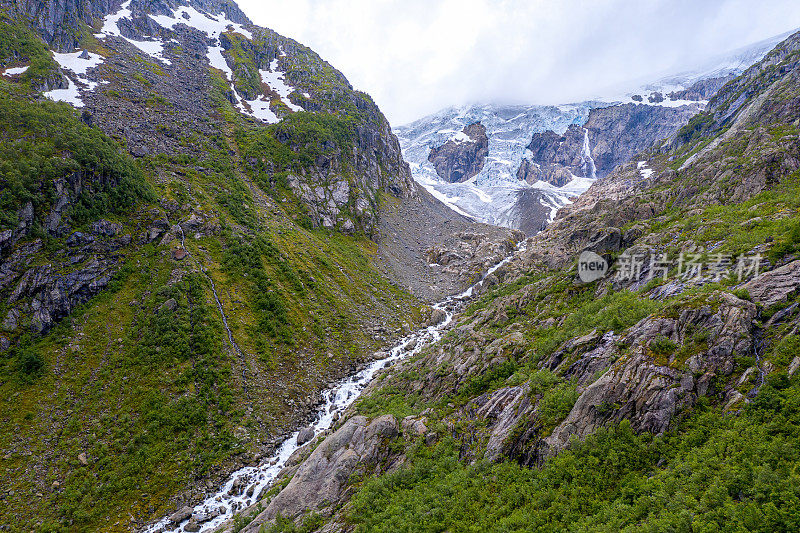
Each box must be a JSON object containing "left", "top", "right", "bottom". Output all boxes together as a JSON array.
[{"left": 146, "top": 241, "right": 527, "bottom": 533}]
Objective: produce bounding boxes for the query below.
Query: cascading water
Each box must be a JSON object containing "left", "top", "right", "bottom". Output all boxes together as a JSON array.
[
  {"left": 581, "top": 127, "right": 597, "bottom": 180},
  {"left": 145, "top": 241, "right": 527, "bottom": 533}
]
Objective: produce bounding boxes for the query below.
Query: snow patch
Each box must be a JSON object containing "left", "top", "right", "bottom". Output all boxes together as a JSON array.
[
  {"left": 2, "top": 66, "right": 29, "bottom": 76},
  {"left": 243, "top": 97, "right": 279, "bottom": 124},
  {"left": 52, "top": 51, "right": 104, "bottom": 75},
  {"left": 125, "top": 38, "right": 170, "bottom": 65},
  {"left": 95, "top": 1, "right": 170, "bottom": 64},
  {"left": 207, "top": 45, "right": 233, "bottom": 79},
  {"left": 149, "top": 6, "right": 252, "bottom": 39},
  {"left": 451, "top": 131, "right": 472, "bottom": 143},
  {"left": 637, "top": 160, "right": 654, "bottom": 180},
  {"left": 44, "top": 77, "right": 84, "bottom": 107},
  {"left": 260, "top": 59, "right": 303, "bottom": 112},
  {"left": 50, "top": 50, "right": 105, "bottom": 96},
  {"left": 96, "top": 0, "right": 131, "bottom": 38}
]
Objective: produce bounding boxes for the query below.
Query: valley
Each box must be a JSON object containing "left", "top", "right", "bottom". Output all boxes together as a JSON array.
[{"left": 0, "top": 1, "right": 799, "bottom": 532}]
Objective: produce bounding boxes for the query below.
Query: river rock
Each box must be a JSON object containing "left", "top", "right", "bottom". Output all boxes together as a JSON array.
[
  {"left": 169, "top": 506, "right": 192, "bottom": 524},
  {"left": 296, "top": 427, "right": 315, "bottom": 446}
]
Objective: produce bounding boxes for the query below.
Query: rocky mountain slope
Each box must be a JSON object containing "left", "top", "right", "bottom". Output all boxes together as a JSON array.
[
  {"left": 396, "top": 32, "right": 792, "bottom": 236},
  {"left": 426, "top": 122, "right": 489, "bottom": 183},
  {"left": 218, "top": 29, "right": 800, "bottom": 533},
  {"left": 0, "top": 1, "right": 517, "bottom": 531}
]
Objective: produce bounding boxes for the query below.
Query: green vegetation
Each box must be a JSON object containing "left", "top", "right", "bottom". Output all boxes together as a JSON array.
[
  {"left": 0, "top": 90, "right": 153, "bottom": 231},
  {"left": 237, "top": 111, "right": 355, "bottom": 173},
  {"left": 0, "top": 12, "right": 58, "bottom": 87},
  {"left": 527, "top": 286, "right": 661, "bottom": 361},
  {"left": 349, "top": 374, "right": 800, "bottom": 532}
]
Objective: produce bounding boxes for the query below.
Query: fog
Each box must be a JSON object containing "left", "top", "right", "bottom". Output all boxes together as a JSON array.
[{"left": 237, "top": 0, "right": 800, "bottom": 125}]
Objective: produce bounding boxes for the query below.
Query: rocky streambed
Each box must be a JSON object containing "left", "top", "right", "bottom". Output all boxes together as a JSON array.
[{"left": 144, "top": 242, "right": 527, "bottom": 533}]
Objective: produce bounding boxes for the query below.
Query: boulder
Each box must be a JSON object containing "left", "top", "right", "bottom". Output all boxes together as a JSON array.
[
  {"left": 169, "top": 506, "right": 193, "bottom": 524},
  {"left": 296, "top": 427, "right": 315, "bottom": 446}
]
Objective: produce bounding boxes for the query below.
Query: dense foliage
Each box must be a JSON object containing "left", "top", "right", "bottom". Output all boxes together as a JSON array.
[
  {"left": 350, "top": 374, "right": 800, "bottom": 532},
  {"left": 0, "top": 90, "right": 153, "bottom": 231}
]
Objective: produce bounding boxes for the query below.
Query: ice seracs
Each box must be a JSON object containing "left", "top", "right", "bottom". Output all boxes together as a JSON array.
[{"left": 396, "top": 103, "right": 596, "bottom": 231}]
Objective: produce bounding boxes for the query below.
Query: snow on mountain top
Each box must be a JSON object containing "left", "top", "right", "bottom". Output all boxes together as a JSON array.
[{"left": 149, "top": 5, "right": 253, "bottom": 40}]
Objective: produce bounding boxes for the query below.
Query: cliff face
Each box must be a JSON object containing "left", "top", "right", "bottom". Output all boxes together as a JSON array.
[
  {"left": 427, "top": 121, "right": 489, "bottom": 183},
  {"left": 516, "top": 125, "right": 592, "bottom": 186},
  {"left": 518, "top": 103, "right": 702, "bottom": 186}
]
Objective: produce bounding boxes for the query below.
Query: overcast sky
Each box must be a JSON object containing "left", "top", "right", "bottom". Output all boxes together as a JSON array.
[{"left": 236, "top": 0, "right": 800, "bottom": 125}]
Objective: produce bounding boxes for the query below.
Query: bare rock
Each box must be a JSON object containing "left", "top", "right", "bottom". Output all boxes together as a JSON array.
[
  {"left": 241, "top": 415, "right": 398, "bottom": 531},
  {"left": 789, "top": 356, "right": 800, "bottom": 377},
  {"left": 296, "top": 427, "right": 315, "bottom": 446},
  {"left": 744, "top": 260, "right": 800, "bottom": 306},
  {"left": 170, "top": 506, "right": 193, "bottom": 524}
]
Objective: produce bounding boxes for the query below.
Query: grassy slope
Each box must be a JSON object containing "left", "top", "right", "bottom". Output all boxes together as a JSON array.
[{"left": 0, "top": 17, "right": 422, "bottom": 533}]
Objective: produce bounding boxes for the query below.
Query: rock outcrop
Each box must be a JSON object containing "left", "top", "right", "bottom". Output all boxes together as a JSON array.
[
  {"left": 236, "top": 415, "right": 400, "bottom": 531},
  {"left": 518, "top": 103, "right": 702, "bottom": 185},
  {"left": 427, "top": 122, "right": 489, "bottom": 183}
]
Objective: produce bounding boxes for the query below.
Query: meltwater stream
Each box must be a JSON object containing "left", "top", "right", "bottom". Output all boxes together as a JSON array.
[{"left": 146, "top": 242, "right": 526, "bottom": 533}]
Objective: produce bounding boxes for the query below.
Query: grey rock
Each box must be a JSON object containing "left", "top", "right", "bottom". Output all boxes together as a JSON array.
[
  {"left": 296, "top": 427, "right": 315, "bottom": 446},
  {"left": 744, "top": 260, "right": 800, "bottom": 306},
  {"left": 789, "top": 356, "right": 800, "bottom": 377},
  {"left": 428, "top": 122, "right": 489, "bottom": 183},
  {"left": 169, "top": 506, "right": 193, "bottom": 524},
  {"left": 241, "top": 415, "right": 398, "bottom": 531},
  {"left": 159, "top": 298, "right": 178, "bottom": 313}
]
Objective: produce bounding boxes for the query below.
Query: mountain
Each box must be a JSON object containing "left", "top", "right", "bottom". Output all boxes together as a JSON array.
[
  {"left": 0, "top": 1, "right": 518, "bottom": 530},
  {"left": 396, "top": 31, "right": 792, "bottom": 236},
  {"left": 217, "top": 28, "right": 800, "bottom": 533}
]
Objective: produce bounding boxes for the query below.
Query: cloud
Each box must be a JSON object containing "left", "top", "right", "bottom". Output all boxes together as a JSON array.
[{"left": 237, "top": 0, "right": 800, "bottom": 125}]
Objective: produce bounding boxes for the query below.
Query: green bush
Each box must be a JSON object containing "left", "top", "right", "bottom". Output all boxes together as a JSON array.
[
  {"left": 649, "top": 335, "right": 678, "bottom": 356},
  {"left": 538, "top": 381, "right": 580, "bottom": 432}
]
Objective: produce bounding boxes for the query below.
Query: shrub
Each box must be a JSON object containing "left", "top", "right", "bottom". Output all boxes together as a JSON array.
[{"left": 649, "top": 335, "right": 678, "bottom": 356}]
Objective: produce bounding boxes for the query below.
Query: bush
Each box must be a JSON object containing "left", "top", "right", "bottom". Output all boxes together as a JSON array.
[
  {"left": 649, "top": 335, "right": 678, "bottom": 356},
  {"left": 538, "top": 381, "right": 580, "bottom": 432}
]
